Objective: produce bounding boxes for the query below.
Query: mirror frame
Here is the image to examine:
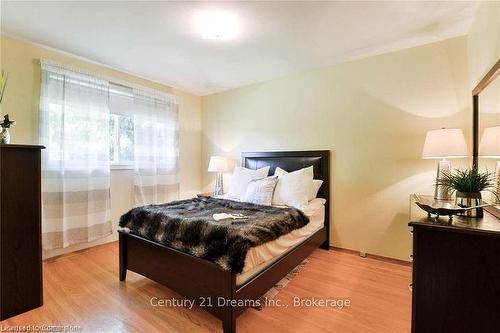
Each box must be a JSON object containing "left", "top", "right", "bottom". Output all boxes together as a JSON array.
[{"left": 472, "top": 58, "right": 500, "bottom": 219}]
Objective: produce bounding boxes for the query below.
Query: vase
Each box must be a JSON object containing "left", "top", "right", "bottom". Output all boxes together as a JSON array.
[
  {"left": 0, "top": 128, "right": 10, "bottom": 144},
  {"left": 456, "top": 191, "right": 483, "bottom": 218}
]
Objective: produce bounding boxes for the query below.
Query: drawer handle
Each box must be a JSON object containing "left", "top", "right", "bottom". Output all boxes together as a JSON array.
[{"left": 408, "top": 283, "right": 413, "bottom": 292}]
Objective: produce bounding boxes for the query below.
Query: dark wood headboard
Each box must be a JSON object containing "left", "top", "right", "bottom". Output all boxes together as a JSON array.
[{"left": 241, "top": 150, "right": 330, "bottom": 247}]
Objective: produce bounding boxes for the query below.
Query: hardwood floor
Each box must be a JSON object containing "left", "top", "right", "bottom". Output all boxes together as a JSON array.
[{"left": 1, "top": 242, "right": 411, "bottom": 332}]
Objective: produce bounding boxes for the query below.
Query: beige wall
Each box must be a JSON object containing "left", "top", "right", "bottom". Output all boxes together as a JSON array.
[
  {"left": 201, "top": 37, "right": 471, "bottom": 261},
  {"left": 0, "top": 35, "right": 202, "bottom": 258},
  {"left": 467, "top": 0, "right": 500, "bottom": 87}
]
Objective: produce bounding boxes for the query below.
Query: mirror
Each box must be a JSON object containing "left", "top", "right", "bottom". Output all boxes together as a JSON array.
[{"left": 473, "top": 59, "right": 500, "bottom": 218}]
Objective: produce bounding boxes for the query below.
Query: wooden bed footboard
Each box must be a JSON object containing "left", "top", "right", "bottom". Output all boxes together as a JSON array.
[
  {"left": 119, "top": 231, "right": 235, "bottom": 322},
  {"left": 119, "top": 227, "right": 326, "bottom": 333}
]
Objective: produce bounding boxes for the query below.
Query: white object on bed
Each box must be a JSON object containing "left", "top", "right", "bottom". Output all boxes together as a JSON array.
[
  {"left": 213, "top": 213, "right": 248, "bottom": 221},
  {"left": 226, "top": 166, "right": 270, "bottom": 200},
  {"left": 272, "top": 166, "right": 313, "bottom": 208},
  {"left": 237, "top": 198, "right": 326, "bottom": 285},
  {"left": 309, "top": 179, "right": 323, "bottom": 201},
  {"left": 243, "top": 176, "right": 278, "bottom": 206}
]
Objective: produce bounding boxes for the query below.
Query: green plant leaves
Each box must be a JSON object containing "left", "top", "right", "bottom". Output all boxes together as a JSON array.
[
  {"left": 437, "top": 167, "right": 497, "bottom": 195},
  {"left": 0, "top": 70, "right": 8, "bottom": 105}
]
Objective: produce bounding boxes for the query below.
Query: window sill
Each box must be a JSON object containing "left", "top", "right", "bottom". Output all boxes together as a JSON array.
[{"left": 111, "top": 165, "right": 134, "bottom": 170}]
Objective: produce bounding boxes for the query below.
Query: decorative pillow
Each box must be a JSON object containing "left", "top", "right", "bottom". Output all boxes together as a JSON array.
[
  {"left": 274, "top": 167, "right": 322, "bottom": 201},
  {"left": 308, "top": 179, "right": 323, "bottom": 201},
  {"left": 226, "top": 166, "right": 270, "bottom": 200},
  {"left": 243, "top": 176, "right": 279, "bottom": 206},
  {"left": 273, "top": 167, "right": 286, "bottom": 178},
  {"left": 272, "top": 166, "right": 313, "bottom": 208},
  {"left": 274, "top": 166, "right": 314, "bottom": 179}
]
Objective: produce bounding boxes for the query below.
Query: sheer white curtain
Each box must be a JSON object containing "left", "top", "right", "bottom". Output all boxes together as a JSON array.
[
  {"left": 39, "top": 61, "right": 112, "bottom": 250},
  {"left": 133, "top": 88, "right": 179, "bottom": 206}
]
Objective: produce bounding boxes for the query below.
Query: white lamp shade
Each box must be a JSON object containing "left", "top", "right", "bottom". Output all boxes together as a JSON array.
[
  {"left": 422, "top": 128, "right": 468, "bottom": 159},
  {"left": 208, "top": 156, "right": 230, "bottom": 172},
  {"left": 479, "top": 126, "right": 500, "bottom": 158}
]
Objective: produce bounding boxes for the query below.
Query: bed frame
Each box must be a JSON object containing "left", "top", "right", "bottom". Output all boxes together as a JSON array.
[{"left": 118, "top": 150, "right": 330, "bottom": 333}]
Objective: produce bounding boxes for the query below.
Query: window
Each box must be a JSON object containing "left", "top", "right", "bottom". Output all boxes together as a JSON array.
[
  {"left": 41, "top": 71, "right": 178, "bottom": 173},
  {"left": 109, "top": 113, "right": 135, "bottom": 168},
  {"left": 41, "top": 72, "right": 111, "bottom": 170},
  {"left": 109, "top": 83, "right": 135, "bottom": 169}
]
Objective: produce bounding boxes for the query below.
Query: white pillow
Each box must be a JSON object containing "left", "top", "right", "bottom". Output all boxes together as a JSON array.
[
  {"left": 226, "top": 166, "right": 270, "bottom": 200},
  {"left": 274, "top": 167, "right": 322, "bottom": 201},
  {"left": 273, "top": 167, "right": 286, "bottom": 178},
  {"left": 243, "top": 176, "right": 278, "bottom": 206},
  {"left": 272, "top": 166, "right": 313, "bottom": 208},
  {"left": 309, "top": 179, "right": 323, "bottom": 201}
]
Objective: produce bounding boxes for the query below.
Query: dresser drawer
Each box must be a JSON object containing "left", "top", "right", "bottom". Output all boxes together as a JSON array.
[{"left": 411, "top": 226, "right": 500, "bottom": 333}]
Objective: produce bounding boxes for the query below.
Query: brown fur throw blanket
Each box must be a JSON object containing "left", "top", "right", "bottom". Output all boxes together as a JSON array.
[{"left": 119, "top": 197, "right": 309, "bottom": 273}]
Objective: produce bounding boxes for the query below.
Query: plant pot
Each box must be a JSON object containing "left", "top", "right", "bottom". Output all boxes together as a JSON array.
[
  {"left": 456, "top": 191, "right": 483, "bottom": 218},
  {"left": 0, "top": 128, "right": 10, "bottom": 144}
]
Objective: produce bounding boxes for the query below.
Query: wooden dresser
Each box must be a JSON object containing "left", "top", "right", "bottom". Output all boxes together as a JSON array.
[
  {"left": 409, "top": 195, "right": 500, "bottom": 333},
  {"left": 0, "top": 144, "right": 45, "bottom": 320}
]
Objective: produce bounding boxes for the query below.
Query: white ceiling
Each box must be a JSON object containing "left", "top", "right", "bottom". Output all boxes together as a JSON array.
[{"left": 1, "top": 1, "right": 478, "bottom": 96}]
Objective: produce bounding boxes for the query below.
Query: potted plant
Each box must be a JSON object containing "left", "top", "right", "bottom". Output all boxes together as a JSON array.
[
  {"left": 0, "top": 114, "right": 16, "bottom": 144},
  {"left": 0, "top": 71, "right": 15, "bottom": 144},
  {"left": 437, "top": 168, "right": 498, "bottom": 218}
]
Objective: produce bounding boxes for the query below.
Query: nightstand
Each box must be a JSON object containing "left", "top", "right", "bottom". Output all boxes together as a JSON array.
[{"left": 197, "top": 192, "right": 214, "bottom": 198}]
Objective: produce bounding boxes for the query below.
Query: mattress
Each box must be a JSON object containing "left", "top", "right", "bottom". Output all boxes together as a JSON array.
[{"left": 236, "top": 198, "right": 326, "bottom": 286}]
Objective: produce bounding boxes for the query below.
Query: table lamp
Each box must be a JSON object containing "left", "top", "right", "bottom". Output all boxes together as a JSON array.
[
  {"left": 422, "top": 128, "right": 468, "bottom": 200},
  {"left": 208, "top": 156, "right": 230, "bottom": 196},
  {"left": 479, "top": 126, "right": 500, "bottom": 204}
]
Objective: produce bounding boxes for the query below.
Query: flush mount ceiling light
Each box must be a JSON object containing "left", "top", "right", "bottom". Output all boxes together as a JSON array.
[{"left": 194, "top": 10, "right": 240, "bottom": 40}]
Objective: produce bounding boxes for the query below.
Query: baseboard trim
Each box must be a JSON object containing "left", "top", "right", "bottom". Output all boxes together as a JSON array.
[
  {"left": 330, "top": 246, "right": 412, "bottom": 266},
  {"left": 44, "top": 241, "right": 412, "bottom": 267},
  {"left": 44, "top": 241, "right": 118, "bottom": 262}
]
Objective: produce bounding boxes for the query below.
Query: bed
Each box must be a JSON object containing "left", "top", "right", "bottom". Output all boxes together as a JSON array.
[{"left": 118, "top": 150, "right": 330, "bottom": 333}]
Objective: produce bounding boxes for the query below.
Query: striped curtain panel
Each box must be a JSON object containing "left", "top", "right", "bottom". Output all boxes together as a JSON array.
[
  {"left": 39, "top": 61, "right": 112, "bottom": 250},
  {"left": 133, "top": 88, "right": 179, "bottom": 206}
]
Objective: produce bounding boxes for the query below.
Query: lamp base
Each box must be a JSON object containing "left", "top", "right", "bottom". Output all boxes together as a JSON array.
[
  {"left": 434, "top": 159, "right": 452, "bottom": 200},
  {"left": 214, "top": 172, "right": 224, "bottom": 196}
]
